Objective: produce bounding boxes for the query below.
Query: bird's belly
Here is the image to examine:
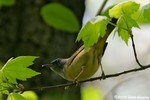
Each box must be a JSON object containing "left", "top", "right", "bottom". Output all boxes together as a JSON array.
[{"left": 64, "top": 48, "right": 99, "bottom": 81}]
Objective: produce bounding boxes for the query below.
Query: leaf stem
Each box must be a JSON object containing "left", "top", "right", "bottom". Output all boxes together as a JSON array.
[{"left": 107, "top": 20, "right": 129, "bottom": 31}]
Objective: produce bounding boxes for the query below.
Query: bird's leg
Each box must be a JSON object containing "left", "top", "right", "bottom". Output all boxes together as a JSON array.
[
  {"left": 100, "top": 42, "right": 107, "bottom": 79},
  {"left": 100, "top": 62, "right": 105, "bottom": 79},
  {"left": 73, "top": 66, "right": 85, "bottom": 84}
]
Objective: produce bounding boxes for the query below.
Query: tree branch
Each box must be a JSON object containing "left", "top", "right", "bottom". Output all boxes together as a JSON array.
[{"left": 25, "top": 64, "right": 150, "bottom": 91}]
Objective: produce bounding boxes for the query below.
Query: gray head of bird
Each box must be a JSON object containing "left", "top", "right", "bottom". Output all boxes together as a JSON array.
[{"left": 42, "top": 58, "right": 67, "bottom": 79}]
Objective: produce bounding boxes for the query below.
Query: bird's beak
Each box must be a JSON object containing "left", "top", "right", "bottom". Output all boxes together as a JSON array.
[
  {"left": 42, "top": 59, "right": 57, "bottom": 68},
  {"left": 42, "top": 63, "right": 53, "bottom": 68}
]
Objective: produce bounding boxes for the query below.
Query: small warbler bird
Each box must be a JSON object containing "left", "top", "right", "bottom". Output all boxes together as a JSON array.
[{"left": 43, "top": 20, "right": 116, "bottom": 82}]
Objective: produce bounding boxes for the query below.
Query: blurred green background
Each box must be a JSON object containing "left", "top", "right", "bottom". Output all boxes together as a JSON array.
[{"left": 0, "top": 0, "right": 85, "bottom": 99}]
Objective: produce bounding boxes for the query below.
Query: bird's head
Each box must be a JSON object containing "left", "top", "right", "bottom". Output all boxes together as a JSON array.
[{"left": 43, "top": 58, "right": 67, "bottom": 79}]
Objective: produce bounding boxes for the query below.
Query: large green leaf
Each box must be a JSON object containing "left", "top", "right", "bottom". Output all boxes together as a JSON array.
[
  {"left": 77, "top": 16, "right": 108, "bottom": 48},
  {"left": 0, "top": 0, "right": 15, "bottom": 6},
  {"left": 109, "top": 1, "right": 140, "bottom": 18},
  {"left": 117, "top": 16, "right": 129, "bottom": 44},
  {"left": 117, "top": 13, "right": 139, "bottom": 44},
  {"left": 7, "top": 93, "right": 26, "bottom": 100},
  {"left": 41, "top": 3, "right": 80, "bottom": 32},
  {"left": 141, "top": 3, "right": 150, "bottom": 20},
  {"left": 0, "top": 56, "right": 40, "bottom": 84}
]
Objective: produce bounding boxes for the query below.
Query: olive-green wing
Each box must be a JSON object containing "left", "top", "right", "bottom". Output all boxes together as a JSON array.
[{"left": 66, "top": 45, "right": 84, "bottom": 65}]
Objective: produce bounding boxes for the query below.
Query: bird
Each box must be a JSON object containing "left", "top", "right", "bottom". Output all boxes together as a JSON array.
[
  {"left": 43, "top": 19, "right": 116, "bottom": 82},
  {"left": 43, "top": 34, "right": 109, "bottom": 82}
]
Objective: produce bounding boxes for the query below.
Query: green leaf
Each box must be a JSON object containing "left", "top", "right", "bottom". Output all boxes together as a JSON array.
[
  {"left": 81, "top": 87, "right": 103, "bottom": 100},
  {"left": 7, "top": 93, "right": 26, "bottom": 100},
  {"left": 109, "top": 1, "right": 140, "bottom": 18},
  {"left": 117, "top": 16, "right": 130, "bottom": 44},
  {"left": 41, "top": 3, "right": 80, "bottom": 32},
  {"left": 117, "top": 13, "right": 140, "bottom": 44},
  {"left": 123, "top": 13, "right": 140, "bottom": 28},
  {"left": 1, "top": 56, "right": 40, "bottom": 84},
  {"left": 102, "top": 5, "right": 114, "bottom": 17},
  {"left": 0, "top": 0, "right": 15, "bottom": 6},
  {"left": 77, "top": 16, "right": 108, "bottom": 48},
  {"left": 21, "top": 91, "right": 38, "bottom": 100},
  {"left": 131, "top": 10, "right": 150, "bottom": 24},
  {"left": 141, "top": 3, "right": 150, "bottom": 20}
]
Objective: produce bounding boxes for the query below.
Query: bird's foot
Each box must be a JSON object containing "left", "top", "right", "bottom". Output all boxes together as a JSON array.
[
  {"left": 73, "top": 79, "right": 79, "bottom": 86},
  {"left": 101, "top": 72, "right": 106, "bottom": 80}
]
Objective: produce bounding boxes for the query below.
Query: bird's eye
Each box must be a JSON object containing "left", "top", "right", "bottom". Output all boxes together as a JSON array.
[
  {"left": 51, "top": 58, "right": 61, "bottom": 66},
  {"left": 56, "top": 60, "right": 61, "bottom": 66},
  {"left": 50, "top": 58, "right": 66, "bottom": 68}
]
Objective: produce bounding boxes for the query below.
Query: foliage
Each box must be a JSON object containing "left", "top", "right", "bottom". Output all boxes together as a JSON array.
[
  {"left": 117, "top": 13, "right": 140, "bottom": 44},
  {"left": 0, "top": 56, "right": 40, "bottom": 84},
  {"left": 77, "top": 1, "right": 149, "bottom": 47},
  {"left": 141, "top": 3, "right": 150, "bottom": 20},
  {"left": 21, "top": 91, "right": 38, "bottom": 100},
  {"left": 0, "top": 0, "right": 15, "bottom": 6},
  {"left": 109, "top": 1, "right": 140, "bottom": 18},
  {"left": 77, "top": 16, "right": 108, "bottom": 48},
  {"left": 0, "top": 56, "right": 40, "bottom": 100},
  {"left": 41, "top": 3, "right": 80, "bottom": 33},
  {"left": 7, "top": 93, "right": 26, "bottom": 100},
  {"left": 81, "top": 86, "right": 103, "bottom": 100}
]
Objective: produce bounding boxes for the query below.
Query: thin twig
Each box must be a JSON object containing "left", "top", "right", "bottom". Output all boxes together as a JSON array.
[
  {"left": 96, "top": 0, "right": 109, "bottom": 15},
  {"left": 130, "top": 34, "right": 144, "bottom": 67},
  {"left": 129, "top": 30, "right": 150, "bottom": 68}
]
